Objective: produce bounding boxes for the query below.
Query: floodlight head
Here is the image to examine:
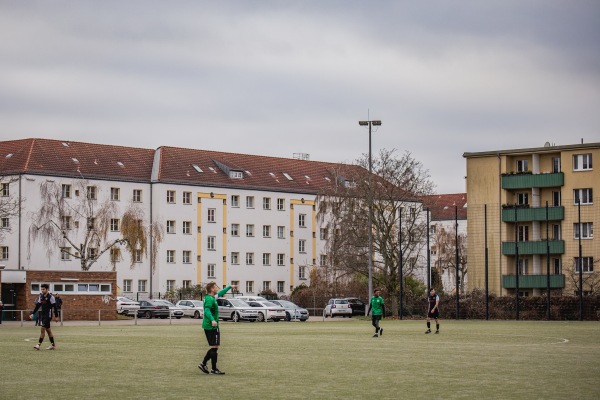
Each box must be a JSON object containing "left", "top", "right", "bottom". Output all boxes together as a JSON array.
[
  {"left": 358, "top": 121, "right": 369, "bottom": 126},
  {"left": 372, "top": 120, "right": 382, "bottom": 126}
]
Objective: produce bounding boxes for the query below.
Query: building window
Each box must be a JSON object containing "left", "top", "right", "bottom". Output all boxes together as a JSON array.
[
  {"left": 231, "top": 195, "right": 239, "bottom": 207},
  {"left": 277, "top": 226, "right": 285, "bottom": 239},
  {"left": 552, "top": 224, "right": 561, "bottom": 240},
  {"left": 277, "top": 253, "right": 285, "bottom": 266},
  {"left": 88, "top": 247, "right": 98, "bottom": 260},
  {"left": 110, "top": 218, "right": 120, "bottom": 232},
  {"left": 183, "top": 191, "right": 192, "bottom": 205},
  {"left": 573, "top": 154, "right": 592, "bottom": 171},
  {"left": 574, "top": 223, "right": 593, "bottom": 239},
  {"left": 263, "top": 253, "right": 271, "bottom": 266},
  {"left": 167, "top": 250, "right": 175, "bottom": 263},
  {"left": 166, "top": 220, "right": 175, "bottom": 234},
  {"left": 320, "top": 254, "right": 327, "bottom": 266},
  {"left": 231, "top": 252, "right": 239, "bottom": 265},
  {"left": 246, "top": 224, "right": 254, "bottom": 237},
  {"left": 0, "top": 246, "right": 8, "bottom": 260},
  {"left": 110, "top": 248, "right": 121, "bottom": 263},
  {"left": 167, "top": 280, "right": 176, "bottom": 292},
  {"left": 138, "top": 280, "right": 147, "bottom": 292},
  {"left": 320, "top": 228, "right": 328, "bottom": 240},
  {"left": 552, "top": 191, "right": 561, "bottom": 207},
  {"left": 134, "top": 249, "right": 143, "bottom": 263},
  {"left": 262, "top": 281, "right": 271, "bottom": 292},
  {"left": 246, "top": 252, "right": 254, "bottom": 265},
  {"left": 518, "top": 259, "right": 528, "bottom": 275},
  {"left": 204, "top": 263, "right": 214, "bottom": 278},
  {"left": 207, "top": 236, "right": 216, "bottom": 250},
  {"left": 61, "top": 184, "right": 71, "bottom": 198},
  {"left": 516, "top": 159, "right": 528, "bottom": 172},
  {"left": 182, "top": 250, "right": 191, "bottom": 264},
  {"left": 183, "top": 221, "right": 191, "bottom": 235},
  {"left": 1, "top": 217, "right": 8, "bottom": 228},
  {"left": 86, "top": 186, "right": 97, "bottom": 200},
  {"left": 299, "top": 266, "right": 306, "bottom": 280},
  {"left": 0, "top": 183, "right": 9, "bottom": 196},
  {"left": 262, "top": 197, "right": 271, "bottom": 210},
  {"left": 183, "top": 280, "right": 191, "bottom": 289},
  {"left": 60, "top": 247, "right": 71, "bottom": 260},
  {"left": 123, "top": 279, "right": 132, "bottom": 292},
  {"left": 574, "top": 189, "right": 593, "bottom": 205},
  {"left": 299, "top": 239, "right": 306, "bottom": 253},
  {"left": 231, "top": 223, "right": 239, "bottom": 236},
  {"left": 299, "top": 214, "right": 306, "bottom": 228},
  {"left": 246, "top": 281, "right": 254, "bottom": 293},
  {"left": 263, "top": 225, "right": 271, "bottom": 238},
  {"left": 517, "top": 193, "right": 529, "bottom": 206},
  {"left": 552, "top": 258, "right": 561, "bottom": 275},
  {"left": 61, "top": 216, "right": 72, "bottom": 230},
  {"left": 277, "top": 281, "right": 284, "bottom": 293},
  {"left": 132, "top": 189, "right": 142, "bottom": 202},
  {"left": 575, "top": 257, "right": 594, "bottom": 273},
  {"left": 518, "top": 226, "right": 529, "bottom": 242},
  {"left": 207, "top": 208, "right": 216, "bottom": 223},
  {"left": 552, "top": 157, "right": 561, "bottom": 173},
  {"left": 110, "top": 187, "right": 120, "bottom": 201},
  {"left": 277, "top": 198, "right": 285, "bottom": 211},
  {"left": 167, "top": 190, "right": 176, "bottom": 203},
  {"left": 246, "top": 196, "right": 254, "bottom": 208}
]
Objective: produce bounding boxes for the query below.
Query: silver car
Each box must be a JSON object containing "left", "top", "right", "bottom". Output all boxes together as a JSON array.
[
  {"left": 217, "top": 298, "right": 259, "bottom": 322},
  {"left": 154, "top": 299, "right": 185, "bottom": 319},
  {"left": 175, "top": 300, "right": 204, "bottom": 319},
  {"left": 271, "top": 300, "right": 309, "bottom": 321}
]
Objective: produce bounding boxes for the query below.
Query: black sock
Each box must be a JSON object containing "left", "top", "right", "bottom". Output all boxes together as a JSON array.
[
  {"left": 202, "top": 348, "right": 213, "bottom": 366},
  {"left": 38, "top": 337, "right": 44, "bottom": 345},
  {"left": 50, "top": 336, "right": 55, "bottom": 346},
  {"left": 211, "top": 349, "right": 218, "bottom": 370},
  {"left": 427, "top": 322, "right": 430, "bottom": 329},
  {"left": 436, "top": 324, "right": 439, "bottom": 331}
]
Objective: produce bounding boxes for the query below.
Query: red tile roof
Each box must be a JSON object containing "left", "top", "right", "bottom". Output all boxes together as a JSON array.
[{"left": 420, "top": 193, "right": 467, "bottom": 221}]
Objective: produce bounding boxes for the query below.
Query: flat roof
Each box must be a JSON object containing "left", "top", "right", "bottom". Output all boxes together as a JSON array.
[{"left": 463, "top": 142, "right": 600, "bottom": 158}]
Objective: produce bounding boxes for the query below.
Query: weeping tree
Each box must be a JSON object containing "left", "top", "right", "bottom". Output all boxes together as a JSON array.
[
  {"left": 28, "top": 180, "right": 163, "bottom": 271},
  {"left": 0, "top": 176, "right": 23, "bottom": 241},
  {"left": 432, "top": 226, "right": 467, "bottom": 293},
  {"left": 317, "top": 149, "right": 435, "bottom": 316}
]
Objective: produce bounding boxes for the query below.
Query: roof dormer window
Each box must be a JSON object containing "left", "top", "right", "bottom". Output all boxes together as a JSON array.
[{"left": 230, "top": 171, "right": 243, "bottom": 179}]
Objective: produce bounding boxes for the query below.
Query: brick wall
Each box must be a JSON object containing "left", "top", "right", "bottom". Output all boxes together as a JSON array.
[{"left": 24, "top": 271, "right": 117, "bottom": 321}]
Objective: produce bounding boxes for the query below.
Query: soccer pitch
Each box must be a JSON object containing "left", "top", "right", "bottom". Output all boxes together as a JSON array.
[{"left": 1, "top": 319, "right": 598, "bottom": 400}]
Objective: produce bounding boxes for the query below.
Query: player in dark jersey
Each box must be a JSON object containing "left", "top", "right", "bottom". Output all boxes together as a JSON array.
[
  {"left": 425, "top": 288, "right": 440, "bottom": 334},
  {"left": 30, "top": 284, "right": 59, "bottom": 350}
]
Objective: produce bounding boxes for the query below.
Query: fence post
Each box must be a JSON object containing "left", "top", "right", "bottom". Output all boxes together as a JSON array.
[
  {"left": 98, "top": 310, "right": 101, "bottom": 326},
  {"left": 20, "top": 310, "right": 24, "bottom": 327},
  {"left": 135, "top": 310, "right": 138, "bottom": 326}
]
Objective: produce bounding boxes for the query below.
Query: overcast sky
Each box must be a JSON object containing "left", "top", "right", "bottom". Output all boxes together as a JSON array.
[{"left": 1, "top": 1, "right": 599, "bottom": 193}]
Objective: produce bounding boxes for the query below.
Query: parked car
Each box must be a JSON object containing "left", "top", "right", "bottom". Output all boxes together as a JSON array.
[
  {"left": 154, "top": 299, "right": 184, "bottom": 319},
  {"left": 216, "top": 298, "right": 260, "bottom": 322},
  {"left": 116, "top": 296, "right": 140, "bottom": 315},
  {"left": 136, "top": 300, "right": 170, "bottom": 319},
  {"left": 175, "top": 300, "right": 204, "bottom": 319},
  {"left": 345, "top": 297, "right": 367, "bottom": 316},
  {"left": 234, "top": 296, "right": 267, "bottom": 303},
  {"left": 246, "top": 301, "right": 286, "bottom": 322},
  {"left": 324, "top": 299, "right": 352, "bottom": 318},
  {"left": 271, "top": 300, "right": 309, "bottom": 321}
]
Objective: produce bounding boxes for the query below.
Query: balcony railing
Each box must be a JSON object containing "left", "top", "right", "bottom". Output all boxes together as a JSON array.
[
  {"left": 502, "top": 240, "right": 565, "bottom": 255},
  {"left": 502, "top": 206, "right": 564, "bottom": 222},
  {"left": 501, "top": 172, "right": 564, "bottom": 189},
  {"left": 502, "top": 274, "right": 565, "bottom": 289}
]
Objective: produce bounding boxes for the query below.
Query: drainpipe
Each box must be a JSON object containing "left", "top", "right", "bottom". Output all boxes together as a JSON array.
[
  {"left": 498, "top": 153, "right": 502, "bottom": 295},
  {"left": 18, "top": 174, "right": 22, "bottom": 270},
  {"left": 149, "top": 181, "right": 153, "bottom": 298}
]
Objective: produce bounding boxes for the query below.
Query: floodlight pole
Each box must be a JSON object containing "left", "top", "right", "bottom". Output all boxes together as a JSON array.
[{"left": 359, "top": 119, "right": 381, "bottom": 307}]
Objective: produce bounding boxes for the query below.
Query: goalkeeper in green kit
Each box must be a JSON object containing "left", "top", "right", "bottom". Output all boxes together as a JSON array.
[
  {"left": 198, "top": 282, "right": 235, "bottom": 375},
  {"left": 367, "top": 289, "right": 385, "bottom": 337}
]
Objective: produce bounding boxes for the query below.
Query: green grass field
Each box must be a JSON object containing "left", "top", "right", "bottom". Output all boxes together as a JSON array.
[{"left": 1, "top": 318, "right": 599, "bottom": 400}]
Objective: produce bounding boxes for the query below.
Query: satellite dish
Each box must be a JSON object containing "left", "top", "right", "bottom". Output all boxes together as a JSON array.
[{"left": 544, "top": 142, "right": 551, "bottom": 147}]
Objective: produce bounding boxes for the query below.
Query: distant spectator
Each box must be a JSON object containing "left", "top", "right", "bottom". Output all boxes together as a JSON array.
[{"left": 54, "top": 294, "right": 63, "bottom": 318}]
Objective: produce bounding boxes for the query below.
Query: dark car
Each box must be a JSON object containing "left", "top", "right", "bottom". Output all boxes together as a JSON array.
[
  {"left": 136, "top": 300, "right": 170, "bottom": 319},
  {"left": 345, "top": 298, "right": 367, "bottom": 316}
]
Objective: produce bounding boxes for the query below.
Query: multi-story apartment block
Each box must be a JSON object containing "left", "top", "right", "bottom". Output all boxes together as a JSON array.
[
  {"left": 0, "top": 139, "right": 367, "bottom": 299},
  {"left": 464, "top": 142, "right": 600, "bottom": 296}
]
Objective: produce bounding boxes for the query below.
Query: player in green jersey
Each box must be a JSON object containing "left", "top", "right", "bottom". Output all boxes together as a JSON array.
[{"left": 367, "top": 289, "right": 385, "bottom": 337}]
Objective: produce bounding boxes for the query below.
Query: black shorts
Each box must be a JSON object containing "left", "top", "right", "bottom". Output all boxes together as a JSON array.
[
  {"left": 372, "top": 315, "right": 382, "bottom": 322},
  {"left": 204, "top": 328, "right": 220, "bottom": 347},
  {"left": 427, "top": 309, "right": 440, "bottom": 319},
  {"left": 41, "top": 317, "right": 52, "bottom": 329}
]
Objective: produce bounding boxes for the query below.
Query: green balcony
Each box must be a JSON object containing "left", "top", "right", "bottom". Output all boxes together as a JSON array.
[
  {"left": 502, "top": 206, "right": 564, "bottom": 222},
  {"left": 502, "top": 274, "right": 565, "bottom": 289},
  {"left": 502, "top": 240, "right": 565, "bottom": 255},
  {"left": 501, "top": 172, "right": 564, "bottom": 189}
]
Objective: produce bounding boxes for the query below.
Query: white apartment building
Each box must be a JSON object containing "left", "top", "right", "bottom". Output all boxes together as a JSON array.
[{"left": 0, "top": 139, "right": 366, "bottom": 298}]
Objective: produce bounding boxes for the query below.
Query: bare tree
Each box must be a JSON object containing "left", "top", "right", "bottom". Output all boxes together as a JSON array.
[
  {"left": 565, "top": 258, "right": 600, "bottom": 295},
  {"left": 432, "top": 226, "right": 467, "bottom": 293},
  {"left": 317, "top": 149, "right": 435, "bottom": 316},
  {"left": 0, "top": 176, "right": 24, "bottom": 241},
  {"left": 28, "top": 180, "right": 162, "bottom": 271}
]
